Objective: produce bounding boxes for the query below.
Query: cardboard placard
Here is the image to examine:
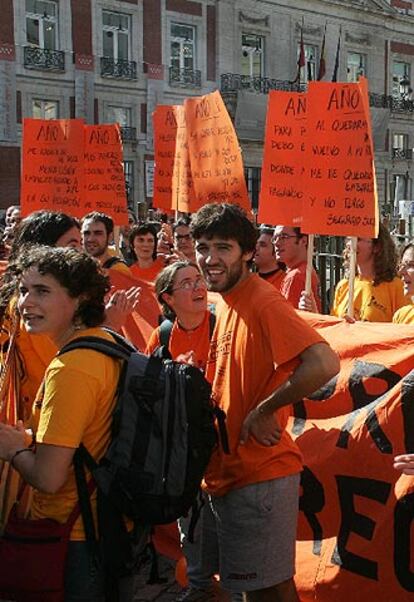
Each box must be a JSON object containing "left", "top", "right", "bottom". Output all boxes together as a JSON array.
[
  {"left": 184, "top": 90, "right": 250, "bottom": 211},
  {"left": 152, "top": 105, "right": 177, "bottom": 211},
  {"left": 21, "top": 118, "right": 85, "bottom": 217},
  {"left": 258, "top": 91, "right": 307, "bottom": 226},
  {"left": 171, "top": 105, "right": 195, "bottom": 213},
  {"left": 302, "top": 78, "right": 378, "bottom": 237},
  {"left": 84, "top": 124, "right": 128, "bottom": 225}
]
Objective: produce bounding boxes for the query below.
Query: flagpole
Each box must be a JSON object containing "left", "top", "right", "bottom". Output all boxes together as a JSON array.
[{"left": 317, "top": 22, "right": 327, "bottom": 81}]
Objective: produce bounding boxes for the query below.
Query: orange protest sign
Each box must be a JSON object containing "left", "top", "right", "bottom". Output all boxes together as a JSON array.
[
  {"left": 302, "top": 79, "right": 379, "bottom": 237},
  {"left": 171, "top": 104, "right": 195, "bottom": 213},
  {"left": 152, "top": 106, "right": 177, "bottom": 211},
  {"left": 21, "top": 118, "right": 85, "bottom": 217},
  {"left": 258, "top": 91, "right": 306, "bottom": 226},
  {"left": 84, "top": 124, "right": 128, "bottom": 225},
  {"left": 184, "top": 90, "right": 250, "bottom": 211}
]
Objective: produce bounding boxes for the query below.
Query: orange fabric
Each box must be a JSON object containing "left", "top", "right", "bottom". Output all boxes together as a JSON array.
[
  {"left": 280, "top": 262, "right": 321, "bottom": 310},
  {"left": 146, "top": 310, "right": 212, "bottom": 371},
  {"left": 290, "top": 314, "right": 414, "bottom": 602},
  {"left": 302, "top": 78, "right": 379, "bottom": 238},
  {"left": 204, "top": 273, "right": 324, "bottom": 497},
  {"left": 107, "top": 269, "right": 161, "bottom": 351},
  {"left": 130, "top": 257, "right": 165, "bottom": 287},
  {"left": 258, "top": 268, "right": 285, "bottom": 291}
]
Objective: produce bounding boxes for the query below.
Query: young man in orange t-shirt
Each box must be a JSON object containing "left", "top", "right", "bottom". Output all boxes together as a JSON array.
[
  {"left": 254, "top": 226, "right": 285, "bottom": 291},
  {"left": 190, "top": 204, "right": 339, "bottom": 602}
]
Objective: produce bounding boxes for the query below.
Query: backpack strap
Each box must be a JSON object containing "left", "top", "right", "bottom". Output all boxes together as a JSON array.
[
  {"left": 208, "top": 312, "right": 216, "bottom": 339},
  {"left": 58, "top": 336, "right": 134, "bottom": 362},
  {"left": 158, "top": 319, "right": 174, "bottom": 348},
  {"left": 102, "top": 256, "right": 127, "bottom": 270}
]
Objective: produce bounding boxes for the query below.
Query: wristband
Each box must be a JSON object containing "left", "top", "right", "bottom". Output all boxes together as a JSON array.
[{"left": 10, "top": 447, "right": 32, "bottom": 468}]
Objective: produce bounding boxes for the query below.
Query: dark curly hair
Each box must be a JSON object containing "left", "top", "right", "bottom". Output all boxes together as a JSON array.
[
  {"left": 190, "top": 203, "right": 258, "bottom": 255},
  {"left": 0, "top": 212, "right": 81, "bottom": 320},
  {"left": 15, "top": 246, "right": 109, "bottom": 327},
  {"left": 129, "top": 223, "right": 158, "bottom": 262},
  {"left": 155, "top": 260, "right": 198, "bottom": 320},
  {"left": 343, "top": 223, "right": 399, "bottom": 285}
]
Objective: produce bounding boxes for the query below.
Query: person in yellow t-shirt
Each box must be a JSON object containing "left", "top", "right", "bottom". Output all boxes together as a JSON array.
[
  {"left": 300, "top": 224, "right": 406, "bottom": 322},
  {"left": 0, "top": 246, "right": 134, "bottom": 601},
  {"left": 393, "top": 242, "right": 414, "bottom": 324}
]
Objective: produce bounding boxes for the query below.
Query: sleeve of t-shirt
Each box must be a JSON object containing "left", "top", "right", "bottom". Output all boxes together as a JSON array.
[
  {"left": 282, "top": 272, "right": 304, "bottom": 309},
  {"left": 145, "top": 328, "right": 161, "bottom": 355},
  {"left": 261, "top": 298, "right": 325, "bottom": 368},
  {"left": 36, "top": 364, "right": 101, "bottom": 448}
]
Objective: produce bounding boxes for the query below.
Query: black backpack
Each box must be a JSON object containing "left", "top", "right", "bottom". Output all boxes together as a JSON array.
[{"left": 59, "top": 330, "right": 226, "bottom": 527}]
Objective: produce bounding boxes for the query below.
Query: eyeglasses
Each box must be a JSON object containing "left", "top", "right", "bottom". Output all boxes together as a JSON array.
[
  {"left": 273, "top": 234, "right": 298, "bottom": 242},
  {"left": 171, "top": 277, "right": 206, "bottom": 292}
]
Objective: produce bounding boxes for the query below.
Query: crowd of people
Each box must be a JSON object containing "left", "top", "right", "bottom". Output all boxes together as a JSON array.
[{"left": 0, "top": 203, "right": 412, "bottom": 602}]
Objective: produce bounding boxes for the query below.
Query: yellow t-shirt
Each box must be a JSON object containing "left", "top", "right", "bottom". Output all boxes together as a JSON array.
[
  {"left": 393, "top": 304, "right": 414, "bottom": 324},
  {"left": 332, "top": 276, "right": 406, "bottom": 322},
  {"left": 30, "top": 327, "right": 122, "bottom": 540}
]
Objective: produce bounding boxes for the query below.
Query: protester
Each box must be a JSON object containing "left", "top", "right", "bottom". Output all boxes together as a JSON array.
[
  {"left": 273, "top": 225, "right": 321, "bottom": 310},
  {"left": 392, "top": 241, "right": 414, "bottom": 324},
  {"left": 5, "top": 205, "right": 21, "bottom": 228},
  {"left": 119, "top": 209, "right": 137, "bottom": 265},
  {"left": 147, "top": 261, "right": 215, "bottom": 600},
  {"left": 254, "top": 226, "right": 285, "bottom": 290},
  {"left": 173, "top": 219, "right": 196, "bottom": 262},
  {"left": 129, "top": 223, "right": 165, "bottom": 285},
  {"left": 0, "top": 246, "right": 135, "bottom": 601},
  {"left": 330, "top": 225, "right": 405, "bottom": 322},
  {"left": 81, "top": 211, "right": 131, "bottom": 275},
  {"left": 190, "top": 203, "right": 339, "bottom": 602}
]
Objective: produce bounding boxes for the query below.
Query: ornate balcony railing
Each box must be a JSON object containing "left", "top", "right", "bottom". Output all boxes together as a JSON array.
[
  {"left": 221, "top": 73, "right": 306, "bottom": 94},
  {"left": 120, "top": 127, "right": 137, "bottom": 143},
  {"left": 100, "top": 57, "right": 137, "bottom": 80},
  {"left": 221, "top": 74, "right": 414, "bottom": 115},
  {"left": 169, "top": 66, "right": 201, "bottom": 88},
  {"left": 24, "top": 46, "right": 65, "bottom": 71},
  {"left": 392, "top": 148, "right": 413, "bottom": 160}
]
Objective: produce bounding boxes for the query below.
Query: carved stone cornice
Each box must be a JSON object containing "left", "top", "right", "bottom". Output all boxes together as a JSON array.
[
  {"left": 239, "top": 11, "right": 270, "bottom": 28},
  {"left": 295, "top": 22, "right": 322, "bottom": 37},
  {"left": 345, "top": 31, "right": 371, "bottom": 46}
]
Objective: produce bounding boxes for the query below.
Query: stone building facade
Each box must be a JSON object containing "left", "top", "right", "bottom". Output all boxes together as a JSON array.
[{"left": 1, "top": 0, "right": 414, "bottom": 216}]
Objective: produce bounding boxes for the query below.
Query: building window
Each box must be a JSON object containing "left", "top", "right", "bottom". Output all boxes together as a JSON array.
[
  {"left": 32, "top": 99, "right": 59, "bottom": 119},
  {"left": 103, "top": 11, "right": 131, "bottom": 60},
  {"left": 392, "top": 173, "right": 409, "bottom": 204},
  {"left": 347, "top": 52, "right": 366, "bottom": 82},
  {"left": 241, "top": 33, "right": 264, "bottom": 78},
  {"left": 123, "top": 160, "right": 134, "bottom": 207},
  {"left": 393, "top": 133, "right": 411, "bottom": 160},
  {"left": 107, "top": 106, "right": 131, "bottom": 127},
  {"left": 26, "top": 0, "right": 58, "bottom": 49},
  {"left": 245, "top": 166, "right": 261, "bottom": 211},
  {"left": 170, "top": 23, "right": 196, "bottom": 72},
  {"left": 392, "top": 61, "right": 411, "bottom": 98},
  {"left": 299, "top": 44, "right": 317, "bottom": 84}
]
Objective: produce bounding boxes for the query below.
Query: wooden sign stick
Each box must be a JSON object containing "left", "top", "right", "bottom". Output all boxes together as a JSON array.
[{"left": 347, "top": 236, "right": 357, "bottom": 319}]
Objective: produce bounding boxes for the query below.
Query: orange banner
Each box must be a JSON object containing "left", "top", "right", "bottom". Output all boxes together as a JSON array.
[
  {"left": 84, "top": 124, "right": 128, "bottom": 225},
  {"left": 153, "top": 315, "right": 414, "bottom": 600},
  {"left": 301, "top": 78, "right": 378, "bottom": 237},
  {"left": 152, "top": 106, "right": 177, "bottom": 211},
  {"left": 258, "top": 91, "right": 307, "bottom": 226},
  {"left": 21, "top": 118, "right": 85, "bottom": 217},
  {"left": 184, "top": 91, "right": 250, "bottom": 211}
]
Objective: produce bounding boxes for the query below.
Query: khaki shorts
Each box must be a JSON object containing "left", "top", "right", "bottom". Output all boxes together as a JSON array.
[{"left": 208, "top": 473, "right": 300, "bottom": 593}]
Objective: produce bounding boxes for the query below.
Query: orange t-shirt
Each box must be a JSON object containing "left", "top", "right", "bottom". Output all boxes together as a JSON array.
[
  {"left": 130, "top": 257, "right": 165, "bottom": 286},
  {"left": 258, "top": 267, "right": 285, "bottom": 292},
  {"left": 146, "top": 310, "right": 212, "bottom": 371},
  {"left": 205, "top": 273, "right": 324, "bottom": 497},
  {"left": 280, "top": 262, "right": 321, "bottom": 311}
]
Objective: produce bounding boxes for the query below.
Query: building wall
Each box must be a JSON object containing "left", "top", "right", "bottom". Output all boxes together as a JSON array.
[{"left": 1, "top": 0, "right": 414, "bottom": 214}]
